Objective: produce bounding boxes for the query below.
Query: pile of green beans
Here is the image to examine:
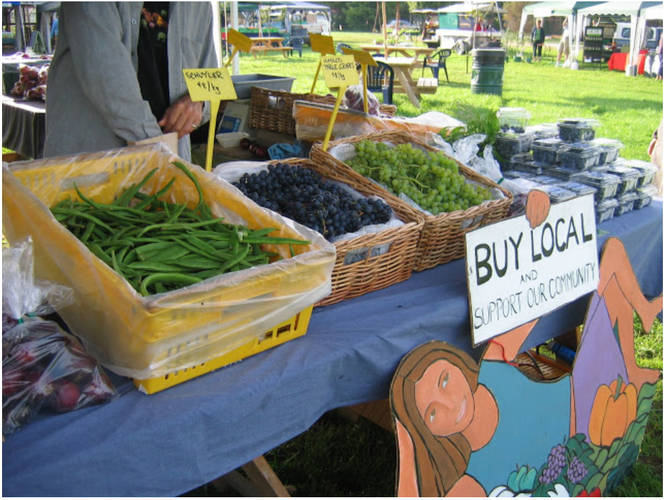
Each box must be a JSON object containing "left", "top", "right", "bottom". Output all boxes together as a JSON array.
[{"left": 50, "top": 161, "right": 309, "bottom": 296}]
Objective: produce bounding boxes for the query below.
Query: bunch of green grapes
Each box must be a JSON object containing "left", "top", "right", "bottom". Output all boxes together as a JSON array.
[{"left": 348, "top": 140, "right": 491, "bottom": 214}]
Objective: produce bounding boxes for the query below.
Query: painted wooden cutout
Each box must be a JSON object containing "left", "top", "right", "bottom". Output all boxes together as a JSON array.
[{"left": 390, "top": 190, "right": 662, "bottom": 497}]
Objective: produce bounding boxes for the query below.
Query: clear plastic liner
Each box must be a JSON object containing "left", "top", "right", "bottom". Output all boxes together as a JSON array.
[{"left": 3, "top": 144, "right": 336, "bottom": 379}]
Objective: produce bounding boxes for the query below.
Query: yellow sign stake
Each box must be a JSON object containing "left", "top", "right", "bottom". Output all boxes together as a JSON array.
[
  {"left": 340, "top": 47, "right": 377, "bottom": 115},
  {"left": 226, "top": 29, "right": 252, "bottom": 67},
  {"left": 309, "top": 33, "right": 335, "bottom": 94},
  {"left": 183, "top": 67, "right": 238, "bottom": 172},
  {"left": 321, "top": 54, "right": 358, "bottom": 152}
]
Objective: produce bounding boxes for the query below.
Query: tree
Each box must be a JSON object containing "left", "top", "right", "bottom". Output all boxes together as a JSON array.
[{"left": 503, "top": 2, "right": 530, "bottom": 33}]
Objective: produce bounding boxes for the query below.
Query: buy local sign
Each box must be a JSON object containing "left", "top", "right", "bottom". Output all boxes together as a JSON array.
[{"left": 465, "top": 194, "right": 599, "bottom": 346}]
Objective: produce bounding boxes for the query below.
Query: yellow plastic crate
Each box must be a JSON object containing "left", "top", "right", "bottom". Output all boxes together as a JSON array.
[
  {"left": 134, "top": 305, "right": 313, "bottom": 394},
  {"left": 2, "top": 145, "right": 335, "bottom": 381}
]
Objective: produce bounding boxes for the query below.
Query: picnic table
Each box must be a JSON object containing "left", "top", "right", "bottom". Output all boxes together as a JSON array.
[
  {"left": 373, "top": 56, "right": 428, "bottom": 107},
  {"left": 360, "top": 44, "right": 434, "bottom": 60},
  {"left": 2, "top": 200, "right": 662, "bottom": 497},
  {"left": 249, "top": 36, "right": 291, "bottom": 57}
]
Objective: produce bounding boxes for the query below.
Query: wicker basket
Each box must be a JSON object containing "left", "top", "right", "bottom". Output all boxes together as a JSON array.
[
  {"left": 257, "top": 158, "right": 424, "bottom": 306},
  {"left": 249, "top": 86, "right": 397, "bottom": 136},
  {"left": 310, "top": 131, "right": 513, "bottom": 272}
]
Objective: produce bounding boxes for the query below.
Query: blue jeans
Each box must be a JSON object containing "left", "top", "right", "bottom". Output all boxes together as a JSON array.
[{"left": 533, "top": 43, "right": 543, "bottom": 57}]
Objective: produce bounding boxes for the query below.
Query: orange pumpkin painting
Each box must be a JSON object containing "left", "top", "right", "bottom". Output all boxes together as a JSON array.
[{"left": 588, "top": 377, "right": 638, "bottom": 447}]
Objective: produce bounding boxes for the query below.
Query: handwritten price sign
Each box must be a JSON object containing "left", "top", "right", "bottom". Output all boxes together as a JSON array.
[
  {"left": 322, "top": 55, "right": 358, "bottom": 88},
  {"left": 182, "top": 67, "right": 236, "bottom": 172},
  {"left": 183, "top": 68, "right": 237, "bottom": 101}
]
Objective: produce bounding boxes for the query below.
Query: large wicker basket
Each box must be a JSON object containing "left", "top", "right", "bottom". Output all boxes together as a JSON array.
[
  {"left": 247, "top": 158, "right": 423, "bottom": 306},
  {"left": 310, "top": 131, "right": 513, "bottom": 272},
  {"left": 249, "top": 86, "right": 397, "bottom": 136}
]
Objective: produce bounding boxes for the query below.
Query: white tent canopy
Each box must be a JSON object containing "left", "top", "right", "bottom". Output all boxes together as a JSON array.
[
  {"left": 641, "top": 3, "right": 664, "bottom": 19},
  {"left": 576, "top": 1, "right": 662, "bottom": 75},
  {"left": 518, "top": 2, "right": 605, "bottom": 41},
  {"left": 437, "top": 2, "right": 502, "bottom": 14}
]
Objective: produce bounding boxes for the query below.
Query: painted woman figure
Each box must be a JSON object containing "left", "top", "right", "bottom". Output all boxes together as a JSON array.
[{"left": 391, "top": 191, "right": 662, "bottom": 497}]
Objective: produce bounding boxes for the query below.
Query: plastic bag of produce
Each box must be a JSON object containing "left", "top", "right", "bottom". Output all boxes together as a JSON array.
[
  {"left": 343, "top": 84, "right": 383, "bottom": 116},
  {"left": 293, "top": 100, "right": 462, "bottom": 143},
  {"left": 2, "top": 239, "right": 116, "bottom": 436}
]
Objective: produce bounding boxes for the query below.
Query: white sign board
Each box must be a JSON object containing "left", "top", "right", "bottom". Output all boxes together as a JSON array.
[{"left": 465, "top": 194, "right": 599, "bottom": 346}]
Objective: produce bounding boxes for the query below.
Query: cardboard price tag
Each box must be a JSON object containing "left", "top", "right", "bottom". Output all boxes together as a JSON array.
[
  {"left": 322, "top": 55, "right": 358, "bottom": 89},
  {"left": 183, "top": 68, "right": 237, "bottom": 102}
]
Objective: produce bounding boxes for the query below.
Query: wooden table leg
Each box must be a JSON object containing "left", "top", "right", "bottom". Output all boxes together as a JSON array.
[
  {"left": 395, "top": 68, "right": 421, "bottom": 107},
  {"left": 211, "top": 455, "right": 291, "bottom": 497}
]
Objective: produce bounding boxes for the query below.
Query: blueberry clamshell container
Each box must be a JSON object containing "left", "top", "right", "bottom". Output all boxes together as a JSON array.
[
  {"left": 558, "top": 143, "right": 602, "bottom": 170},
  {"left": 537, "top": 185, "right": 578, "bottom": 204},
  {"left": 497, "top": 107, "right": 531, "bottom": 130},
  {"left": 572, "top": 171, "right": 621, "bottom": 201},
  {"left": 544, "top": 165, "right": 582, "bottom": 181},
  {"left": 602, "top": 165, "right": 642, "bottom": 195},
  {"left": 532, "top": 138, "right": 565, "bottom": 165},
  {"left": 619, "top": 159, "right": 658, "bottom": 188},
  {"left": 634, "top": 187, "right": 654, "bottom": 210},
  {"left": 525, "top": 123, "right": 559, "bottom": 140},
  {"left": 590, "top": 138, "right": 623, "bottom": 165},
  {"left": 557, "top": 181, "right": 598, "bottom": 198},
  {"left": 531, "top": 174, "right": 562, "bottom": 185},
  {"left": 495, "top": 132, "right": 533, "bottom": 157},
  {"left": 615, "top": 192, "right": 639, "bottom": 216},
  {"left": 557, "top": 118, "right": 599, "bottom": 143},
  {"left": 596, "top": 198, "right": 618, "bottom": 223}
]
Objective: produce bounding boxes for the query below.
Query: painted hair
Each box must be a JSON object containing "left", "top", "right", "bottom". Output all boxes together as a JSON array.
[{"left": 390, "top": 341, "right": 480, "bottom": 496}]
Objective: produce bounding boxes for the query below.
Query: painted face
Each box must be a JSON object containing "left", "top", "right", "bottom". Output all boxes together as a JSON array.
[{"left": 414, "top": 359, "right": 474, "bottom": 436}]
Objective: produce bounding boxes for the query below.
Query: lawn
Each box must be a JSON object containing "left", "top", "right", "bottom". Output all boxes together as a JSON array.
[
  {"left": 210, "top": 32, "right": 663, "bottom": 498},
  {"left": 234, "top": 31, "right": 662, "bottom": 161}
]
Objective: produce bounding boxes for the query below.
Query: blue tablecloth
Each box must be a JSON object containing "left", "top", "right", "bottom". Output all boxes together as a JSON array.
[{"left": 2, "top": 201, "right": 662, "bottom": 497}]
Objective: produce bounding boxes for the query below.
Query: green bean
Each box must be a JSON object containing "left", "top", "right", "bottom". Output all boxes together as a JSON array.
[
  {"left": 127, "top": 261, "right": 188, "bottom": 273},
  {"left": 115, "top": 168, "right": 158, "bottom": 207},
  {"left": 242, "top": 237, "right": 310, "bottom": 245},
  {"left": 219, "top": 243, "right": 250, "bottom": 273},
  {"left": 139, "top": 273, "right": 202, "bottom": 296},
  {"left": 133, "top": 177, "right": 175, "bottom": 210},
  {"left": 136, "top": 218, "right": 225, "bottom": 237}
]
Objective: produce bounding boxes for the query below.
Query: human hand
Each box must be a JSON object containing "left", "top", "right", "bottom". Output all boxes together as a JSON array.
[{"left": 158, "top": 95, "right": 203, "bottom": 139}]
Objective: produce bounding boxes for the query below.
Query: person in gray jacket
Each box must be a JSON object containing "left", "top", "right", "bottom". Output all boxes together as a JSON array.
[{"left": 44, "top": 2, "right": 218, "bottom": 161}]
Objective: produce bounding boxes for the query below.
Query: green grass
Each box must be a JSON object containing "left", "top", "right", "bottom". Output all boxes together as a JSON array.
[{"left": 234, "top": 31, "right": 662, "bottom": 161}]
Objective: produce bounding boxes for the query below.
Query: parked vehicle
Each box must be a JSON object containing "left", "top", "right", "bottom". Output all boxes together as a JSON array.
[
  {"left": 613, "top": 22, "right": 663, "bottom": 50},
  {"left": 387, "top": 19, "right": 419, "bottom": 31},
  {"left": 263, "top": 2, "right": 331, "bottom": 40},
  {"left": 426, "top": 4, "right": 502, "bottom": 53}
]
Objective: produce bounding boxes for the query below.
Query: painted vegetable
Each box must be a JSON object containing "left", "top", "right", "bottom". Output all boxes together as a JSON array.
[
  {"left": 525, "top": 189, "right": 551, "bottom": 229},
  {"left": 588, "top": 376, "right": 637, "bottom": 447},
  {"left": 50, "top": 161, "right": 309, "bottom": 296}
]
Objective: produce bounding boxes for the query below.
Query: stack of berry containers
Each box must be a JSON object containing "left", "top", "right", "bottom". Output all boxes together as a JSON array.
[
  {"left": 495, "top": 108, "right": 533, "bottom": 167},
  {"left": 499, "top": 116, "right": 657, "bottom": 224}
]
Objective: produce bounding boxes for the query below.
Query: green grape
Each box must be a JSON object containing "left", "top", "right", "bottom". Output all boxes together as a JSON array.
[{"left": 348, "top": 139, "right": 492, "bottom": 215}]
